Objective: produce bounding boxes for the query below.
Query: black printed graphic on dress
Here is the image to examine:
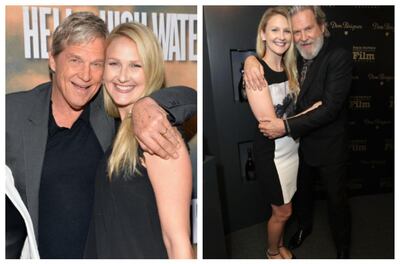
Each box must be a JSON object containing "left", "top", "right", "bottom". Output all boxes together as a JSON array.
[{"left": 275, "top": 94, "right": 296, "bottom": 118}]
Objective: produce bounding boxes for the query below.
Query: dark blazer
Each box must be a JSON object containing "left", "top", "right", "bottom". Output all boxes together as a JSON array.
[
  {"left": 6, "top": 82, "right": 196, "bottom": 258},
  {"left": 287, "top": 39, "right": 353, "bottom": 166}
]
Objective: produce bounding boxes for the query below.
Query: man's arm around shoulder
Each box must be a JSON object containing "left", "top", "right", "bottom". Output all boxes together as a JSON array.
[{"left": 149, "top": 86, "right": 197, "bottom": 125}]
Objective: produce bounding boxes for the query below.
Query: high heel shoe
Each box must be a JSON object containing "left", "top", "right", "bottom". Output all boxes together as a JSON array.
[
  {"left": 278, "top": 245, "right": 296, "bottom": 259},
  {"left": 266, "top": 249, "right": 281, "bottom": 259}
]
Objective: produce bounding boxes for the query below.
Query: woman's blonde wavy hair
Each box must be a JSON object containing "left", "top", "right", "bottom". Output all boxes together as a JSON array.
[
  {"left": 103, "top": 22, "right": 165, "bottom": 180},
  {"left": 256, "top": 6, "right": 299, "bottom": 95}
]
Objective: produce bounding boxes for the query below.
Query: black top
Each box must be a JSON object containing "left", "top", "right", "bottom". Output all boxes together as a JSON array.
[
  {"left": 84, "top": 147, "right": 168, "bottom": 259},
  {"left": 257, "top": 57, "right": 287, "bottom": 84},
  {"left": 39, "top": 104, "right": 104, "bottom": 259},
  {"left": 257, "top": 57, "right": 296, "bottom": 118}
]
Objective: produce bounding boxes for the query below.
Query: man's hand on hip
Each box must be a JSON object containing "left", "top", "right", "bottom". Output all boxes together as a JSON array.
[{"left": 259, "top": 117, "right": 286, "bottom": 139}]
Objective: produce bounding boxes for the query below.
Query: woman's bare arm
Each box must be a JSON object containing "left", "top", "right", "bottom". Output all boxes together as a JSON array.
[
  {"left": 246, "top": 81, "right": 277, "bottom": 122},
  {"left": 243, "top": 55, "right": 267, "bottom": 90},
  {"left": 144, "top": 129, "right": 193, "bottom": 259}
]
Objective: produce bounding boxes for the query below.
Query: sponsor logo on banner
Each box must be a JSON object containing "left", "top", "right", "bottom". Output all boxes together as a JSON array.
[
  {"left": 360, "top": 160, "right": 386, "bottom": 168},
  {"left": 371, "top": 22, "right": 394, "bottom": 36},
  {"left": 349, "top": 139, "right": 367, "bottom": 152},
  {"left": 368, "top": 73, "right": 394, "bottom": 86},
  {"left": 352, "top": 46, "right": 376, "bottom": 62},
  {"left": 371, "top": 22, "right": 394, "bottom": 31},
  {"left": 363, "top": 118, "right": 391, "bottom": 129},
  {"left": 330, "top": 21, "right": 362, "bottom": 35},
  {"left": 349, "top": 96, "right": 371, "bottom": 109}
]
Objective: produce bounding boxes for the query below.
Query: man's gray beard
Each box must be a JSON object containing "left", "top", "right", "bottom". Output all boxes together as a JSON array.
[{"left": 296, "top": 35, "right": 324, "bottom": 60}]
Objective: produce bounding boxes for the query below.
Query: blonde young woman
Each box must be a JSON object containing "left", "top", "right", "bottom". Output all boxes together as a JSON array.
[
  {"left": 84, "top": 22, "right": 193, "bottom": 259},
  {"left": 245, "top": 7, "right": 320, "bottom": 259}
]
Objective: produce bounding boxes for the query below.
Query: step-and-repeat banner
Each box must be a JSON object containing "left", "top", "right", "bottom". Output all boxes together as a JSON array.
[{"left": 322, "top": 6, "right": 393, "bottom": 195}]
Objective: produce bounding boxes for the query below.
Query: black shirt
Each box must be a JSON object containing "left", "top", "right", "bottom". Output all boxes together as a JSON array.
[
  {"left": 84, "top": 146, "right": 168, "bottom": 259},
  {"left": 38, "top": 103, "right": 103, "bottom": 258}
]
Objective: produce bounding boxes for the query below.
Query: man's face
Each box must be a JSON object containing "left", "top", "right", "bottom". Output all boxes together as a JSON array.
[
  {"left": 49, "top": 37, "right": 106, "bottom": 111},
  {"left": 291, "top": 9, "right": 324, "bottom": 60}
]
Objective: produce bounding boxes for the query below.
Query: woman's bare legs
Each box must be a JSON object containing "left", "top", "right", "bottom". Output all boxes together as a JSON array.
[{"left": 267, "top": 202, "right": 292, "bottom": 259}]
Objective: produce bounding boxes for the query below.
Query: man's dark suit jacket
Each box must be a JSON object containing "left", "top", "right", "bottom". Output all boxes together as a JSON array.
[
  {"left": 6, "top": 82, "right": 196, "bottom": 258},
  {"left": 287, "top": 39, "right": 353, "bottom": 166}
]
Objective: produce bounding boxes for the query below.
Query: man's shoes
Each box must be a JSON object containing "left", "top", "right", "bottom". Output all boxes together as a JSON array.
[
  {"left": 288, "top": 228, "right": 311, "bottom": 249},
  {"left": 337, "top": 248, "right": 350, "bottom": 259}
]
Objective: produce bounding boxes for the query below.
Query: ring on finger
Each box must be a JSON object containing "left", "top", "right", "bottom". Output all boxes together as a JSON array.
[{"left": 160, "top": 127, "right": 168, "bottom": 135}]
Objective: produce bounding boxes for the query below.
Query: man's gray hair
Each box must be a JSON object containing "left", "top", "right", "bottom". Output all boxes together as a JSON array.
[
  {"left": 51, "top": 12, "right": 108, "bottom": 56},
  {"left": 289, "top": 6, "right": 330, "bottom": 37}
]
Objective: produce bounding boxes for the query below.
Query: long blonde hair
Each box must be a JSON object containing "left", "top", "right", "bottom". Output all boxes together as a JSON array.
[
  {"left": 103, "top": 22, "right": 165, "bottom": 180},
  {"left": 256, "top": 6, "right": 299, "bottom": 95}
]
